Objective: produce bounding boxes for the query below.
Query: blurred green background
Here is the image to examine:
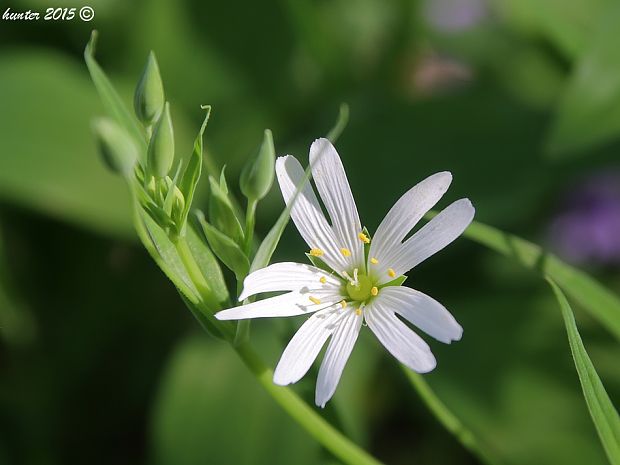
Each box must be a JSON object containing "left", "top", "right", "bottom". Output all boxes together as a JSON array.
[{"left": 1, "top": 0, "right": 619, "bottom": 464}]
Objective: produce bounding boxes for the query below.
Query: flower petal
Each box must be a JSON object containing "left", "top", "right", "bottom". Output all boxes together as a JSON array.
[
  {"left": 276, "top": 155, "right": 348, "bottom": 272},
  {"left": 383, "top": 198, "right": 474, "bottom": 279},
  {"left": 273, "top": 306, "right": 343, "bottom": 386},
  {"left": 315, "top": 309, "right": 362, "bottom": 407},
  {"left": 238, "top": 262, "right": 342, "bottom": 301},
  {"left": 215, "top": 291, "right": 339, "bottom": 320},
  {"left": 375, "top": 286, "right": 462, "bottom": 343},
  {"left": 309, "top": 138, "right": 363, "bottom": 269},
  {"left": 369, "top": 171, "right": 452, "bottom": 280},
  {"left": 365, "top": 299, "right": 436, "bottom": 373}
]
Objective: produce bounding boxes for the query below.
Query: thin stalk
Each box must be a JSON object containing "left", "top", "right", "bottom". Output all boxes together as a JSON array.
[
  {"left": 174, "top": 236, "right": 220, "bottom": 311},
  {"left": 244, "top": 198, "right": 257, "bottom": 256},
  {"left": 404, "top": 369, "right": 499, "bottom": 465},
  {"left": 235, "top": 341, "right": 383, "bottom": 465}
]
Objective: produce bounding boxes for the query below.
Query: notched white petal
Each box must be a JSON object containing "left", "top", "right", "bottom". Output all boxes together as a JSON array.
[
  {"left": 377, "top": 286, "right": 463, "bottom": 343},
  {"left": 238, "top": 262, "right": 341, "bottom": 301},
  {"left": 378, "top": 198, "right": 475, "bottom": 282},
  {"left": 273, "top": 306, "right": 342, "bottom": 386},
  {"left": 369, "top": 171, "right": 453, "bottom": 279},
  {"left": 275, "top": 155, "right": 348, "bottom": 272},
  {"left": 309, "top": 138, "right": 363, "bottom": 269},
  {"left": 215, "top": 291, "right": 339, "bottom": 320},
  {"left": 365, "top": 301, "right": 436, "bottom": 373},
  {"left": 315, "top": 309, "right": 362, "bottom": 408}
]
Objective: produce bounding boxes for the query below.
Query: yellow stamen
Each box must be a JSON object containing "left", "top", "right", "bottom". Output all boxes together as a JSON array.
[
  {"left": 358, "top": 232, "right": 370, "bottom": 244},
  {"left": 340, "top": 300, "right": 347, "bottom": 309},
  {"left": 387, "top": 268, "right": 396, "bottom": 278},
  {"left": 340, "top": 248, "right": 351, "bottom": 257},
  {"left": 319, "top": 276, "right": 327, "bottom": 284},
  {"left": 309, "top": 296, "right": 321, "bottom": 305},
  {"left": 355, "top": 308, "right": 362, "bottom": 316},
  {"left": 371, "top": 286, "right": 378, "bottom": 296},
  {"left": 370, "top": 257, "right": 379, "bottom": 265},
  {"left": 309, "top": 248, "right": 324, "bottom": 257}
]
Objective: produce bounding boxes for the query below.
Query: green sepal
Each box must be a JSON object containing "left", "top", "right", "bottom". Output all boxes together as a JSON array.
[
  {"left": 91, "top": 117, "right": 139, "bottom": 177},
  {"left": 240, "top": 129, "right": 275, "bottom": 201},
  {"left": 148, "top": 101, "right": 175, "bottom": 178},
  {"left": 379, "top": 275, "right": 408, "bottom": 288},
  {"left": 176, "top": 106, "right": 210, "bottom": 234},
  {"left": 208, "top": 173, "right": 244, "bottom": 245},
  {"left": 134, "top": 51, "right": 165, "bottom": 126},
  {"left": 196, "top": 212, "right": 249, "bottom": 280},
  {"left": 306, "top": 254, "right": 335, "bottom": 274}
]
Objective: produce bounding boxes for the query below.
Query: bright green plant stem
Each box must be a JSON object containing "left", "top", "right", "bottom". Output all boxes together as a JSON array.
[
  {"left": 234, "top": 341, "right": 383, "bottom": 465},
  {"left": 244, "top": 198, "right": 257, "bottom": 256},
  {"left": 404, "top": 370, "right": 500, "bottom": 465}
]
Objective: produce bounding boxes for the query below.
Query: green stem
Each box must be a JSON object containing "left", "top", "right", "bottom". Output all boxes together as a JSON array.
[
  {"left": 175, "top": 236, "right": 220, "bottom": 312},
  {"left": 244, "top": 198, "right": 257, "bottom": 256},
  {"left": 235, "top": 341, "right": 384, "bottom": 465},
  {"left": 403, "top": 369, "right": 499, "bottom": 465}
]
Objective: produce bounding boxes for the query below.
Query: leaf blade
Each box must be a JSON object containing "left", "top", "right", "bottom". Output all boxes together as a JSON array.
[{"left": 547, "top": 278, "right": 620, "bottom": 464}]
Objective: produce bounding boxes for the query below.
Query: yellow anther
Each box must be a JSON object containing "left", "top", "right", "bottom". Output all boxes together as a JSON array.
[
  {"left": 340, "top": 248, "right": 351, "bottom": 257},
  {"left": 370, "top": 257, "right": 379, "bottom": 265},
  {"left": 387, "top": 268, "right": 396, "bottom": 278},
  {"left": 309, "top": 248, "right": 324, "bottom": 257},
  {"left": 371, "top": 286, "right": 378, "bottom": 296},
  {"left": 358, "top": 232, "right": 370, "bottom": 244},
  {"left": 319, "top": 276, "right": 327, "bottom": 284},
  {"left": 355, "top": 308, "right": 362, "bottom": 316},
  {"left": 340, "top": 300, "right": 347, "bottom": 309},
  {"left": 309, "top": 296, "right": 321, "bottom": 305}
]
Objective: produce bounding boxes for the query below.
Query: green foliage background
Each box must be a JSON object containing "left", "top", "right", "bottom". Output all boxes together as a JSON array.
[{"left": 0, "top": 0, "right": 618, "bottom": 464}]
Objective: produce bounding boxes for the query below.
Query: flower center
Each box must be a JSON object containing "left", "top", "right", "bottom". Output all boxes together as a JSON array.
[{"left": 346, "top": 273, "right": 374, "bottom": 302}]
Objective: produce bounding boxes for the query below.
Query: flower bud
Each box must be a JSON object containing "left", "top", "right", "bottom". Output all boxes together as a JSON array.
[
  {"left": 147, "top": 102, "right": 175, "bottom": 178},
  {"left": 240, "top": 129, "right": 275, "bottom": 201},
  {"left": 134, "top": 51, "right": 165, "bottom": 126},
  {"left": 91, "top": 117, "right": 138, "bottom": 176}
]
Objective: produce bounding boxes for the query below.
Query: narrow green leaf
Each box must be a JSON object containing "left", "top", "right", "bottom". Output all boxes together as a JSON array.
[
  {"left": 84, "top": 31, "right": 146, "bottom": 151},
  {"left": 327, "top": 103, "right": 350, "bottom": 143},
  {"left": 547, "top": 278, "right": 620, "bottom": 464},
  {"left": 136, "top": 205, "right": 200, "bottom": 304},
  {"left": 185, "top": 221, "right": 230, "bottom": 306},
  {"left": 177, "top": 106, "right": 210, "bottom": 231},
  {"left": 404, "top": 370, "right": 501, "bottom": 465},
  {"left": 196, "top": 212, "right": 249, "bottom": 280},
  {"left": 546, "top": 3, "right": 620, "bottom": 157},
  {"left": 456, "top": 218, "right": 620, "bottom": 340}
]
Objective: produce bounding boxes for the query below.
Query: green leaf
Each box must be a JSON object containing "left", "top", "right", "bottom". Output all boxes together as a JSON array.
[
  {"left": 489, "top": 0, "right": 610, "bottom": 59},
  {"left": 458, "top": 218, "right": 620, "bottom": 340},
  {"left": 84, "top": 31, "right": 146, "bottom": 152},
  {"left": 546, "top": 3, "right": 620, "bottom": 157},
  {"left": 196, "top": 212, "right": 249, "bottom": 280},
  {"left": 0, "top": 48, "right": 134, "bottom": 237},
  {"left": 151, "top": 336, "right": 321, "bottom": 465},
  {"left": 177, "top": 106, "right": 211, "bottom": 231},
  {"left": 547, "top": 278, "right": 620, "bottom": 464},
  {"left": 208, "top": 174, "right": 245, "bottom": 245}
]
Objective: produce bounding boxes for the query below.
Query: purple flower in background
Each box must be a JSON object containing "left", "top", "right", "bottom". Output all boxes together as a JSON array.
[
  {"left": 549, "top": 172, "right": 620, "bottom": 266},
  {"left": 423, "top": 0, "right": 488, "bottom": 33}
]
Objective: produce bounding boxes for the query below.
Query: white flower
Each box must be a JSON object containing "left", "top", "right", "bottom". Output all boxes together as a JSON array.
[{"left": 216, "top": 138, "right": 475, "bottom": 407}]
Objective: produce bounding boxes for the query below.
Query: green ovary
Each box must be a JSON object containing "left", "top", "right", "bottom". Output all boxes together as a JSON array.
[{"left": 346, "top": 274, "right": 374, "bottom": 302}]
